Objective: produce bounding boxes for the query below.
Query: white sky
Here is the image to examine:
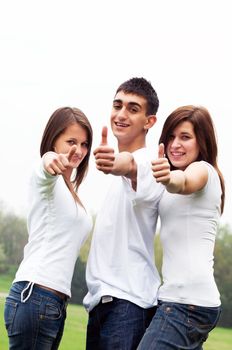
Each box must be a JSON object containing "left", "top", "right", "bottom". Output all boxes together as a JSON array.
[{"left": 0, "top": 0, "right": 231, "bottom": 228}]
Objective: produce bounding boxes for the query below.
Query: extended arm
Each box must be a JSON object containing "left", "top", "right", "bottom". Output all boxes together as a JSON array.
[{"left": 151, "top": 144, "right": 208, "bottom": 194}]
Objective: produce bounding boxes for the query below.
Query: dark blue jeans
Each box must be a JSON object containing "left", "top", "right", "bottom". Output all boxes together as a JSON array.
[
  {"left": 137, "top": 301, "right": 221, "bottom": 350},
  {"left": 4, "top": 281, "right": 68, "bottom": 350},
  {"left": 86, "top": 297, "right": 156, "bottom": 350}
]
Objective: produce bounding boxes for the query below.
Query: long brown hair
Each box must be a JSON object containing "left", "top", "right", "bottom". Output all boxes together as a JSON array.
[
  {"left": 40, "top": 107, "right": 93, "bottom": 192},
  {"left": 159, "top": 105, "right": 225, "bottom": 213}
]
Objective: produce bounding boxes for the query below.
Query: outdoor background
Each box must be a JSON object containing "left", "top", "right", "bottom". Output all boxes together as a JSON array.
[
  {"left": 0, "top": 0, "right": 231, "bottom": 227},
  {"left": 0, "top": 0, "right": 232, "bottom": 349}
]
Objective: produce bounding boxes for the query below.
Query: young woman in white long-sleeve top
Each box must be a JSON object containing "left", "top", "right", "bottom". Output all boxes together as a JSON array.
[
  {"left": 138, "top": 105, "right": 225, "bottom": 350},
  {"left": 4, "top": 107, "right": 93, "bottom": 349}
]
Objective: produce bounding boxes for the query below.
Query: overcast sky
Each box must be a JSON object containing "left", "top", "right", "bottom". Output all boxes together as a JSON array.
[{"left": 0, "top": 0, "right": 231, "bottom": 228}]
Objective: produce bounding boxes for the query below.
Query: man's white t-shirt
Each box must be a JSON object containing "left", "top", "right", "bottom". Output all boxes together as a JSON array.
[{"left": 84, "top": 148, "right": 164, "bottom": 312}]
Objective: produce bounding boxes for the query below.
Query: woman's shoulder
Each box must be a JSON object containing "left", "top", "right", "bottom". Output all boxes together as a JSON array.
[{"left": 199, "top": 161, "right": 221, "bottom": 188}]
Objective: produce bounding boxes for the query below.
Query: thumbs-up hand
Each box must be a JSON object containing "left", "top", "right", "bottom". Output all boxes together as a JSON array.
[
  {"left": 151, "top": 143, "right": 171, "bottom": 185},
  {"left": 158, "top": 143, "right": 165, "bottom": 158},
  {"left": 93, "top": 126, "right": 115, "bottom": 174},
  {"left": 43, "top": 145, "right": 78, "bottom": 176},
  {"left": 100, "top": 126, "right": 108, "bottom": 146}
]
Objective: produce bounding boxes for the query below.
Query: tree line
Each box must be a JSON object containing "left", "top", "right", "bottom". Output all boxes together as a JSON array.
[{"left": 0, "top": 207, "right": 231, "bottom": 327}]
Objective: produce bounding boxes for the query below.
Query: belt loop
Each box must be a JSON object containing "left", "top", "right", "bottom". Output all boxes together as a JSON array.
[{"left": 101, "top": 295, "right": 113, "bottom": 303}]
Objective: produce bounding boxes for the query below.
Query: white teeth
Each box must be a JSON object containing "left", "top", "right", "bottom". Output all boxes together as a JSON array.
[
  {"left": 115, "top": 122, "right": 129, "bottom": 127},
  {"left": 172, "top": 152, "right": 184, "bottom": 156}
]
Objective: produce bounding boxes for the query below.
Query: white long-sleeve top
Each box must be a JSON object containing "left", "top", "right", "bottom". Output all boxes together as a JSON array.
[
  {"left": 158, "top": 162, "right": 221, "bottom": 307},
  {"left": 14, "top": 160, "right": 92, "bottom": 297},
  {"left": 84, "top": 148, "right": 164, "bottom": 312}
]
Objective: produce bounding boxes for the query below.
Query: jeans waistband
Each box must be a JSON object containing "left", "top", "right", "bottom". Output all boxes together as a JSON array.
[
  {"left": 14, "top": 281, "right": 69, "bottom": 304},
  {"left": 35, "top": 284, "right": 69, "bottom": 301}
]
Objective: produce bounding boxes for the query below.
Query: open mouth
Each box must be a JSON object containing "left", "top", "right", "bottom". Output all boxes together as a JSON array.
[
  {"left": 115, "top": 122, "right": 130, "bottom": 128},
  {"left": 171, "top": 152, "right": 185, "bottom": 157}
]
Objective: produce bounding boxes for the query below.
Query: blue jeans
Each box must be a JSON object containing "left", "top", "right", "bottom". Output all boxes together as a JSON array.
[
  {"left": 86, "top": 297, "right": 156, "bottom": 350},
  {"left": 137, "top": 301, "right": 221, "bottom": 350},
  {"left": 4, "top": 281, "right": 68, "bottom": 350}
]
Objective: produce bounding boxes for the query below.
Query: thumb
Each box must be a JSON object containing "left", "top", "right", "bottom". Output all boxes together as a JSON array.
[
  {"left": 158, "top": 143, "right": 165, "bottom": 158},
  {"left": 100, "top": 126, "right": 108, "bottom": 145},
  {"left": 67, "top": 145, "right": 77, "bottom": 162}
]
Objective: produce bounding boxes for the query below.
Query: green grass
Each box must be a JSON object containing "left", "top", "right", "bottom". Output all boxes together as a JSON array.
[
  {"left": 1, "top": 297, "right": 232, "bottom": 350},
  {"left": 59, "top": 304, "right": 88, "bottom": 349},
  {"left": 0, "top": 274, "right": 13, "bottom": 293},
  {"left": 204, "top": 327, "right": 232, "bottom": 350}
]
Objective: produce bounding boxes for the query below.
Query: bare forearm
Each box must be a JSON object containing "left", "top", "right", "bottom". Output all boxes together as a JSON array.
[
  {"left": 165, "top": 170, "right": 186, "bottom": 193},
  {"left": 114, "top": 152, "right": 137, "bottom": 178}
]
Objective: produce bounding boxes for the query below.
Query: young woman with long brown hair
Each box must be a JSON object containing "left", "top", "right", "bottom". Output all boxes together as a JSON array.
[
  {"left": 138, "top": 105, "right": 225, "bottom": 350},
  {"left": 4, "top": 107, "right": 93, "bottom": 349}
]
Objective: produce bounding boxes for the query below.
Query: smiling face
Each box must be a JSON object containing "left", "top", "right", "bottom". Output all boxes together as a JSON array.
[
  {"left": 54, "top": 123, "right": 89, "bottom": 170},
  {"left": 110, "top": 91, "right": 156, "bottom": 152},
  {"left": 166, "top": 120, "right": 200, "bottom": 170}
]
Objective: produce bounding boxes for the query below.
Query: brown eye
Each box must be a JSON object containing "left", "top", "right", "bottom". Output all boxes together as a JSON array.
[
  {"left": 130, "top": 107, "right": 138, "bottom": 113},
  {"left": 113, "top": 103, "right": 121, "bottom": 110},
  {"left": 67, "top": 140, "right": 75, "bottom": 145}
]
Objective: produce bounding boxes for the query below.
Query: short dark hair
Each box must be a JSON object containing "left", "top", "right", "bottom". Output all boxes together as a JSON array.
[{"left": 116, "top": 77, "right": 159, "bottom": 115}]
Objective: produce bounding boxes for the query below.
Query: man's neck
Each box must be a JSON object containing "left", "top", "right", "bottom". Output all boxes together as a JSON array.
[{"left": 118, "top": 140, "right": 146, "bottom": 153}]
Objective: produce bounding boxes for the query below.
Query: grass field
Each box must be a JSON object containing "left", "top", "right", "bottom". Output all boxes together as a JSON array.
[
  {"left": 1, "top": 275, "right": 232, "bottom": 349},
  {"left": 1, "top": 297, "right": 232, "bottom": 350}
]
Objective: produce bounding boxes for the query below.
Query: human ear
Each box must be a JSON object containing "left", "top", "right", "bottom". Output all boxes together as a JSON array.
[{"left": 144, "top": 115, "right": 157, "bottom": 131}]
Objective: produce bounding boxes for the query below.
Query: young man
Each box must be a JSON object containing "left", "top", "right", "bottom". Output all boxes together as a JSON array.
[{"left": 83, "top": 77, "right": 164, "bottom": 349}]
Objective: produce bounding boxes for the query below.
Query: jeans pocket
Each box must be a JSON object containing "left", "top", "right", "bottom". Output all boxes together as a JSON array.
[
  {"left": 187, "top": 305, "right": 221, "bottom": 343},
  {"left": 4, "top": 299, "right": 18, "bottom": 334},
  {"left": 41, "top": 300, "right": 62, "bottom": 320}
]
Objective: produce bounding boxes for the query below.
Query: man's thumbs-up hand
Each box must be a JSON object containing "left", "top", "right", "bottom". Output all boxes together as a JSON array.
[
  {"left": 151, "top": 143, "right": 171, "bottom": 185},
  {"left": 100, "top": 126, "right": 108, "bottom": 146},
  {"left": 93, "top": 126, "right": 115, "bottom": 174}
]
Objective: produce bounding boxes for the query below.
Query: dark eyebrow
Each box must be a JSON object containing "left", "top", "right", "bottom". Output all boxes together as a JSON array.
[
  {"left": 113, "top": 99, "right": 142, "bottom": 109},
  {"left": 180, "top": 131, "right": 192, "bottom": 135},
  {"left": 128, "top": 102, "right": 142, "bottom": 109}
]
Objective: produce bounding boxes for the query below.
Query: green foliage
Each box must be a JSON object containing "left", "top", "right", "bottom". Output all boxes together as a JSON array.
[
  {"left": 214, "top": 224, "right": 232, "bottom": 327},
  {"left": 0, "top": 210, "right": 27, "bottom": 268},
  {"left": 154, "top": 233, "right": 163, "bottom": 276},
  {"left": 70, "top": 258, "right": 88, "bottom": 305},
  {"left": 79, "top": 234, "right": 92, "bottom": 263},
  {"left": 0, "top": 244, "right": 7, "bottom": 272}
]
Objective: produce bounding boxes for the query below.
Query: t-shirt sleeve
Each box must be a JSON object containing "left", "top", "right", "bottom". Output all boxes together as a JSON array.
[
  {"left": 122, "top": 159, "right": 164, "bottom": 207},
  {"left": 32, "top": 157, "right": 59, "bottom": 189}
]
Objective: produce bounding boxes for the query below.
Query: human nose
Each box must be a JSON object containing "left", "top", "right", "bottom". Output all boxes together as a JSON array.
[
  {"left": 171, "top": 137, "right": 181, "bottom": 148},
  {"left": 75, "top": 144, "right": 83, "bottom": 156},
  {"left": 117, "top": 106, "right": 127, "bottom": 119}
]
